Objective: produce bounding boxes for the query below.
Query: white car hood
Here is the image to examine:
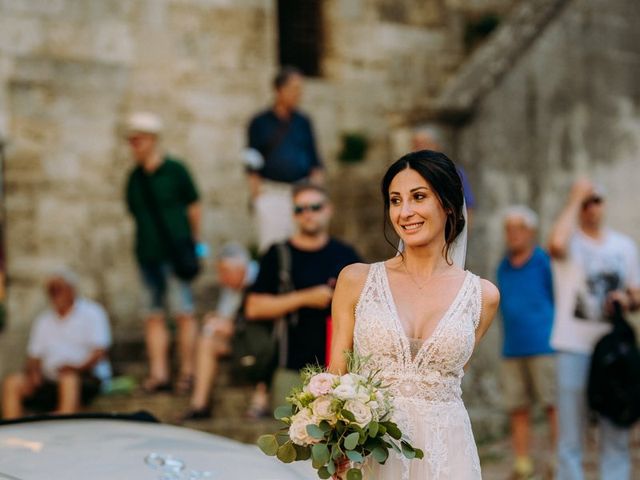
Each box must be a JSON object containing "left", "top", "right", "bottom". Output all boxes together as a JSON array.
[{"left": 0, "top": 419, "right": 315, "bottom": 480}]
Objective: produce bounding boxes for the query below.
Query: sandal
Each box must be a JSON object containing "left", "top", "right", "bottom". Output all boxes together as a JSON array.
[
  {"left": 180, "top": 405, "right": 212, "bottom": 422},
  {"left": 174, "top": 375, "right": 194, "bottom": 395},
  {"left": 245, "top": 402, "right": 271, "bottom": 419},
  {"left": 142, "top": 377, "right": 172, "bottom": 394}
]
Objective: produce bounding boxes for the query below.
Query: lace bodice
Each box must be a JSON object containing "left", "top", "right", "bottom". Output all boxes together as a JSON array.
[{"left": 354, "top": 262, "right": 482, "bottom": 404}]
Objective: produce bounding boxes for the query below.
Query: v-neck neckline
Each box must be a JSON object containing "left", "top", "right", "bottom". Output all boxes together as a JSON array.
[{"left": 380, "top": 262, "right": 471, "bottom": 363}]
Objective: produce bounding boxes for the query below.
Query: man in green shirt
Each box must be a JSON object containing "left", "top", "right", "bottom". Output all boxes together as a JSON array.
[{"left": 125, "top": 112, "right": 202, "bottom": 394}]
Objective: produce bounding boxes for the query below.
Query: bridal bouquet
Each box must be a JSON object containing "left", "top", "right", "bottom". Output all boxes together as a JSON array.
[{"left": 258, "top": 357, "right": 423, "bottom": 479}]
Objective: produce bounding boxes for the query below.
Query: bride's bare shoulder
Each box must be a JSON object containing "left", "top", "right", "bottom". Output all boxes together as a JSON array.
[
  {"left": 337, "top": 262, "right": 371, "bottom": 287},
  {"left": 479, "top": 278, "right": 500, "bottom": 309}
]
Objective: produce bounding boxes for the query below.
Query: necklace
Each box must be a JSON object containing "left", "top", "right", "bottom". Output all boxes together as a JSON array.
[
  {"left": 402, "top": 261, "right": 426, "bottom": 290},
  {"left": 402, "top": 261, "right": 453, "bottom": 291}
]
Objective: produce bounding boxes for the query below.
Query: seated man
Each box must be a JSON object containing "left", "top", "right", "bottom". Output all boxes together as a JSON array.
[
  {"left": 181, "top": 243, "right": 260, "bottom": 420},
  {"left": 2, "top": 268, "right": 112, "bottom": 419}
]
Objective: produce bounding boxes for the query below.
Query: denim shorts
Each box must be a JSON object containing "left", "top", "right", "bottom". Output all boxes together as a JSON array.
[{"left": 139, "top": 262, "right": 195, "bottom": 316}]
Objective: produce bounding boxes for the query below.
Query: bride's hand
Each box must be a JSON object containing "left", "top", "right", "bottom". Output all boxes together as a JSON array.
[{"left": 332, "top": 457, "right": 350, "bottom": 479}]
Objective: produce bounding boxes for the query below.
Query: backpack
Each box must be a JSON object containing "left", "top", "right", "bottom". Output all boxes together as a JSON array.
[
  {"left": 587, "top": 301, "right": 640, "bottom": 428},
  {"left": 230, "top": 243, "right": 294, "bottom": 384}
]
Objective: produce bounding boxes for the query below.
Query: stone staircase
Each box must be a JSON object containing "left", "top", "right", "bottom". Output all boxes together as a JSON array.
[{"left": 90, "top": 338, "right": 281, "bottom": 445}]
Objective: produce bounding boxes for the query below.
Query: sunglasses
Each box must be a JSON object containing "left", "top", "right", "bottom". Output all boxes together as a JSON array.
[
  {"left": 582, "top": 196, "right": 603, "bottom": 209},
  {"left": 294, "top": 203, "right": 325, "bottom": 215}
]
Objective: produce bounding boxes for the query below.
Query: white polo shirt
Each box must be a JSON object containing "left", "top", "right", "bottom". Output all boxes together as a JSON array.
[{"left": 27, "top": 298, "right": 112, "bottom": 381}]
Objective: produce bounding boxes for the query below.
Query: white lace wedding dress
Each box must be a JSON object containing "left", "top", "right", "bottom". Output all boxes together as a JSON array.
[{"left": 354, "top": 262, "right": 482, "bottom": 479}]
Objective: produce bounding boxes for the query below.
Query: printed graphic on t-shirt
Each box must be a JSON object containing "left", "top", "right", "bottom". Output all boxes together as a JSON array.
[{"left": 574, "top": 269, "right": 622, "bottom": 322}]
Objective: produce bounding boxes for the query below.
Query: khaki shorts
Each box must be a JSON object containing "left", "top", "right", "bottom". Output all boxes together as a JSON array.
[
  {"left": 254, "top": 182, "right": 294, "bottom": 253},
  {"left": 501, "top": 355, "right": 556, "bottom": 411}
]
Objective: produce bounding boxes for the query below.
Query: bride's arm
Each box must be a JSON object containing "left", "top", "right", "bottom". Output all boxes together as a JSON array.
[
  {"left": 474, "top": 279, "right": 500, "bottom": 347},
  {"left": 327, "top": 263, "right": 369, "bottom": 375}
]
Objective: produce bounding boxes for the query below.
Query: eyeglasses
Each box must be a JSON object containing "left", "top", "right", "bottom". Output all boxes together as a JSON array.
[
  {"left": 294, "top": 203, "right": 325, "bottom": 215},
  {"left": 582, "top": 196, "right": 603, "bottom": 209}
]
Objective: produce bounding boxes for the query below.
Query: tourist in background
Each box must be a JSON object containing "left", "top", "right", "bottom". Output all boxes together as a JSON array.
[
  {"left": 548, "top": 179, "right": 640, "bottom": 480},
  {"left": 2, "top": 269, "right": 111, "bottom": 418},
  {"left": 244, "top": 67, "right": 324, "bottom": 253},
  {"left": 180, "top": 243, "right": 263, "bottom": 420},
  {"left": 497, "top": 205, "right": 556, "bottom": 479},
  {"left": 245, "top": 183, "right": 360, "bottom": 407},
  {"left": 124, "top": 112, "right": 203, "bottom": 395}
]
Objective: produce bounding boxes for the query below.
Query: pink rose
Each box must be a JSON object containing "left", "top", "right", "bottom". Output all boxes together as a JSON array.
[{"left": 307, "top": 372, "right": 337, "bottom": 397}]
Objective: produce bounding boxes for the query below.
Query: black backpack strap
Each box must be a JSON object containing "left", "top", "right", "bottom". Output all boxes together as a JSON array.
[{"left": 274, "top": 242, "right": 296, "bottom": 368}]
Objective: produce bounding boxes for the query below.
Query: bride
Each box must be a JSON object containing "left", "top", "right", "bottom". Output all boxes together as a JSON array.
[{"left": 329, "top": 150, "right": 499, "bottom": 479}]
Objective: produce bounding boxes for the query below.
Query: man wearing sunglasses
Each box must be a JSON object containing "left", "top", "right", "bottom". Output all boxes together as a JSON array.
[
  {"left": 245, "top": 184, "right": 360, "bottom": 408},
  {"left": 548, "top": 179, "right": 640, "bottom": 480},
  {"left": 2, "top": 269, "right": 112, "bottom": 419}
]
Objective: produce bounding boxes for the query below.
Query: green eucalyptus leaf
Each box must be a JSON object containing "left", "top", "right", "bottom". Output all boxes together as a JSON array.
[
  {"left": 257, "top": 435, "right": 279, "bottom": 456},
  {"left": 307, "top": 424, "right": 326, "bottom": 440},
  {"left": 368, "top": 421, "right": 379, "bottom": 437},
  {"left": 311, "top": 443, "right": 331, "bottom": 469},
  {"left": 346, "top": 468, "right": 363, "bottom": 480},
  {"left": 317, "top": 466, "right": 331, "bottom": 479},
  {"left": 327, "top": 460, "right": 336, "bottom": 475},
  {"left": 319, "top": 420, "right": 332, "bottom": 432},
  {"left": 383, "top": 422, "right": 402, "bottom": 440},
  {"left": 274, "top": 405, "right": 292, "bottom": 420},
  {"left": 372, "top": 446, "right": 389, "bottom": 463},
  {"left": 344, "top": 432, "right": 360, "bottom": 450},
  {"left": 401, "top": 441, "right": 416, "bottom": 459},
  {"left": 377, "top": 425, "right": 387, "bottom": 436},
  {"left": 276, "top": 441, "right": 297, "bottom": 463},
  {"left": 414, "top": 448, "right": 425, "bottom": 459},
  {"left": 294, "top": 444, "right": 311, "bottom": 461},
  {"left": 346, "top": 450, "right": 364, "bottom": 463},
  {"left": 342, "top": 410, "right": 356, "bottom": 422}
]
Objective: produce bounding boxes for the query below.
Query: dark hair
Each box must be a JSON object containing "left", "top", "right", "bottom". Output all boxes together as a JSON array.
[
  {"left": 292, "top": 182, "right": 328, "bottom": 200},
  {"left": 273, "top": 66, "right": 303, "bottom": 90},
  {"left": 381, "top": 150, "right": 466, "bottom": 263}
]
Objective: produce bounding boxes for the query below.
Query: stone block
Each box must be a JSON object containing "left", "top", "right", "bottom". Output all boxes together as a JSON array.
[{"left": 0, "top": 15, "right": 44, "bottom": 56}]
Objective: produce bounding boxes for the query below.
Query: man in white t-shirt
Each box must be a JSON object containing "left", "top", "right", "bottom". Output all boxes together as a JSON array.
[
  {"left": 1, "top": 269, "right": 112, "bottom": 419},
  {"left": 548, "top": 179, "right": 640, "bottom": 480}
]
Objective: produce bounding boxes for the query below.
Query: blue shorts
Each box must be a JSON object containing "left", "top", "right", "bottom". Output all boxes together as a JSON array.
[{"left": 138, "top": 262, "right": 195, "bottom": 316}]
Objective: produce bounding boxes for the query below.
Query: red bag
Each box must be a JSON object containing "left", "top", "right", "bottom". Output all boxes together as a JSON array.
[{"left": 325, "top": 316, "right": 332, "bottom": 367}]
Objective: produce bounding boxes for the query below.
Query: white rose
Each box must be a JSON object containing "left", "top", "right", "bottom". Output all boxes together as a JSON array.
[
  {"left": 333, "top": 383, "right": 357, "bottom": 400},
  {"left": 339, "top": 374, "right": 356, "bottom": 386},
  {"left": 354, "top": 385, "right": 371, "bottom": 403},
  {"left": 312, "top": 396, "right": 338, "bottom": 424},
  {"left": 344, "top": 400, "right": 373, "bottom": 426},
  {"left": 288, "top": 409, "right": 320, "bottom": 446}
]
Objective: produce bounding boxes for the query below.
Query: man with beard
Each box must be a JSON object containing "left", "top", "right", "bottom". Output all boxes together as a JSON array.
[{"left": 245, "top": 183, "right": 360, "bottom": 407}]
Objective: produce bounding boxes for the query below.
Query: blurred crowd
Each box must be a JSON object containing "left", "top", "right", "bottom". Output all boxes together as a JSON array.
[{"left": 2, "top": 67, "right": 640, "bottom": 480}]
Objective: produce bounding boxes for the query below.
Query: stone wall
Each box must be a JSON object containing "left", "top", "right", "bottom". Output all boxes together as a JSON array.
[
  {"left": 434, "top": 0, "right": 640, "bottom": 423},
  {"left": 0, "top": 0, "right": 492, "bottom": 375}
]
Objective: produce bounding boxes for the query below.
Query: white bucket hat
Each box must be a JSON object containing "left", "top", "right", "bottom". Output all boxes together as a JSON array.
[{"left": 125, "top": 112, "right": 163, "bottom": 136}]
